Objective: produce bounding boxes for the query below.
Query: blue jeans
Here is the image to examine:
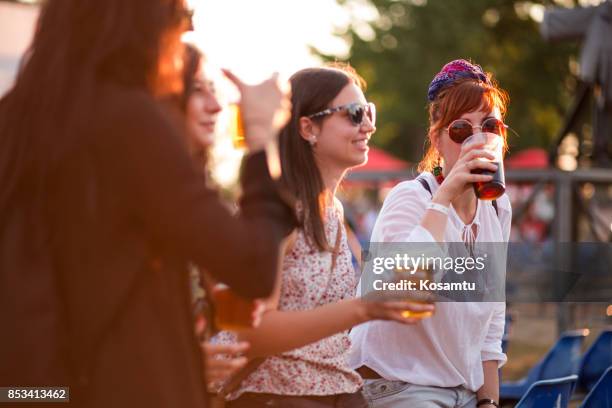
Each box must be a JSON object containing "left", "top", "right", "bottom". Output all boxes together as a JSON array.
[{"left": 361, "top": 379, "right": 477, "bottom": 408}]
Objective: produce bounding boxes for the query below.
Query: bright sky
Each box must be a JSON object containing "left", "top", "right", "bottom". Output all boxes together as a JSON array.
[
  {"left": 0, "top": 2, "right": 38, "bottom": 95},
  {"left": 0, "top": 0, "right": 374, "bottom": 184},
  {"left": 0, "top": 0, "right": 378, "bottom": 92},
  {"left": 186, "top": 0, "right": 374, "bottom": 83},
  {"left": 183, "top": 0, "right": 378, "bottom": 185}
]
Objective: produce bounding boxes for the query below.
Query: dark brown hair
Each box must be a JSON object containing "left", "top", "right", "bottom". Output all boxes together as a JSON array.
[
  {"left": 279, "top": 63, "right": 366, "bottom": 252},
  {"left": 419, "top": 76, "right": 510, "bottom": 172},
  {"left": 180, "top": 43, "right": 204, "bottom": 111},
  {"left": 0, "top": 0, "right": 189, "bottom": 219}
]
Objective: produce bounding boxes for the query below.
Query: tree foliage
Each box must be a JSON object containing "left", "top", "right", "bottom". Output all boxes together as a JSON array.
[{"left": 316, "top": 0, "right": 579, "bottom": 163}]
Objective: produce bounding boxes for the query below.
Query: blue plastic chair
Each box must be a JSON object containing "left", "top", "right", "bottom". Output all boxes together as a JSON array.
[
  {"left": 501, "top": 330, "right": 587, "bottom": 400},
  {"left": 579, "top": 366, "right": 612, "bottom": 408},
  {"left": 578, "top": 330, "right": 612, "bottom": 393},
  {"left": 515, "top": 375, "right": 578, "bottom": 408}
]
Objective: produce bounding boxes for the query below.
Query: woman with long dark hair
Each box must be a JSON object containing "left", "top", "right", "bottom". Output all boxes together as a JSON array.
[
  {"left": 0, "top": 1, "right": 295, "bottom": 407},
  {"left": 175, "top": 43, "right": 254, "bottom": 391},
  {"left": 214, "top": 65, "right": 434, "bottom": 408}
]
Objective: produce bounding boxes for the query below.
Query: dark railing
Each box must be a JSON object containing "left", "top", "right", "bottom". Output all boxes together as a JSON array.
[{"left": 346, "top": 167, "right": 612, "bottom": 334}]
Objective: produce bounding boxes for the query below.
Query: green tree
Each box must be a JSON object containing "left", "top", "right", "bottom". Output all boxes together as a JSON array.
[{"left": 316, "top": 0, "right": 579, "bottom": 164}]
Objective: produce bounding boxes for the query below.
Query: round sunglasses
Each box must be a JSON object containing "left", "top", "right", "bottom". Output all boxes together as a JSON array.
[
  {"left": 308, "top": 102, "right": 376, "bottom": 127},
  {"left": 446, "top": 117, "right": 508, "bottom": 144}
]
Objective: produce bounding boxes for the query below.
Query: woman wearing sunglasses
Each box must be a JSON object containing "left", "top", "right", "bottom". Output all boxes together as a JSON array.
[
  {"left": 214, "top": 65, "right": 433, "bottom": 408},
  {"left": 349, "top": 60, "right": 511, "bottom": 408}
]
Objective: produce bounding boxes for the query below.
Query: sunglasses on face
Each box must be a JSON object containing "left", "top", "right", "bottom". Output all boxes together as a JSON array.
[
  {"left": 446, "top": 117, "right": 508, "bottom": 143},
  {"left": 308, "top": 102, "right": 376, "bottom": 127}
]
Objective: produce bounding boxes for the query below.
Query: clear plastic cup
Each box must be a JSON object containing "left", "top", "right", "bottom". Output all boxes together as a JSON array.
[{"left": 463, "top": 133, "right": 505, "bottom": 200}]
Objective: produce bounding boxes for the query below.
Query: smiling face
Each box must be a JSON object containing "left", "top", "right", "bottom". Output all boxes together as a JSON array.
[
  {"left": 185, "top": 63, "right": 222, "bottom": 150},
  {"left": 308, "top": 82, "right": 376, "bottom": 171},
  {"left": 436, "top": 103, "right": 502, "bottom": 172}
]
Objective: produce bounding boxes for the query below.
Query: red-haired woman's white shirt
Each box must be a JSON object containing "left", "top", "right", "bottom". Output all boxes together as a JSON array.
[{"left": 348, "top": 171, "right": 510, "bottom": 392}]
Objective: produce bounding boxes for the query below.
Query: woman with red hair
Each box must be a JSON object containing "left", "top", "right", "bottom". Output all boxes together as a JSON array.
[{"left": 349, "top": 60, "right": 512, "bottom": 408}]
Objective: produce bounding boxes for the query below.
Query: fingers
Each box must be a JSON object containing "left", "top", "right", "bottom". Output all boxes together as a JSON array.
[
  {"left": 460, "top": 148, "right": 496, "bottom": 163},
  {"left": 207, "top": 356, "right": 248, "bottom": 374},
  {"left": 465, "top": 173, "right": 495, "bottom": 183},
  {"left": 203, "top": 341, "right": 250, "bottom": 388},
  {"left": 399, "top": 301, "right": 435, "bottom": 313},
  {"left": 194, "top": 315, "right": 206, "bottom": 337},
  {"left": 221, "top": 68, "right": 244, "bottom": 91},
  {"left": 390, "top": 314, "right": 420, "bottom": 325},
  {"left": 366, "top": 299, "right": 435, "bottom": 324},
  {"left": 481, "top": 162, "right": 498, "bottom": 172},
  {"left": 465, "top": 159, "right": 498, "bottom": 172},
  {"left": 383, "top": 310, "right": 424, "bottom": 325},
  {"left": 206, "top": 356, "right": 248, "bottom": 387},
  {"left": 383, "top": 301, "right": 435, "bottom": 313},
  {"left": 203, "top": 341, "right": 250, "bottom": 357},
  {"left": 251, "top": 301, "right": 266, "bottom": 328}
]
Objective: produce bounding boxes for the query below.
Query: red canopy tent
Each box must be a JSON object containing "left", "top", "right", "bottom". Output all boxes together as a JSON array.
[
  {"left": 351, "top": 146, "right": 410, "bottom": 173},
  {"left": 348, "top": 146, "right": 549, "bottom": 174},
  {"left": 344, "top": 146, "right": 411, "bottom": 188},
  {"left": 505, "top": 148, "right": 549, "bottom": 169}
]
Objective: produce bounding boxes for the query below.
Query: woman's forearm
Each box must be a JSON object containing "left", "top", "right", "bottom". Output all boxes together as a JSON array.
[
  {"left": 235, "top": 298, "right": 367, "bottom": 358},
  {"left": 420, "top": 191, "right": 451, "bottom": 242},
  {"left": 477, "top": 360, "right": 500, "bottom": 404}
]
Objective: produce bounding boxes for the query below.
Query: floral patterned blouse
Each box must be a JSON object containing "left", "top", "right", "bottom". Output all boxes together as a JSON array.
[{"left": 214, "top": 200, "right": 363, "bottom": 399}]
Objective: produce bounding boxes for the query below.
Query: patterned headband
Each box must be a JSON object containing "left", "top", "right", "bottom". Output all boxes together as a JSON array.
[{"left": 427, "top": 59, "right": 491, "bottom": 102}]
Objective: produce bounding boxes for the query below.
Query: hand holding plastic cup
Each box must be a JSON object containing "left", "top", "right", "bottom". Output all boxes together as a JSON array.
[
  {"left": 462, "top": 132, "right": 505, "bottom": 200},
  {"left": 222, "top": 70, "right": 291, "bottom": 151},
  {"left": 394, "top": 266, "right": 435, "bottom": 319},
  {"left": 211, "top": 283, "right": 261, "bottom": 331}
]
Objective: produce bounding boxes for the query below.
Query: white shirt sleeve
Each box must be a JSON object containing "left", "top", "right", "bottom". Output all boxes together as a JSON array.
[
  {"left": 371, "top": 181, "right": 436, "bottom": 244},
  {"left": 481, "top": 301, "right": 507, "bottom": 367}
]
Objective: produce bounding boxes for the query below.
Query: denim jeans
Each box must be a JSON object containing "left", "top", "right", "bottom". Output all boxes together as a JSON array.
[
  {"left": 361, "top": 379, "right": 477, "bottom": 408},
  {"left": 227, "top": 391, "right": 369, "bottom": 408}
]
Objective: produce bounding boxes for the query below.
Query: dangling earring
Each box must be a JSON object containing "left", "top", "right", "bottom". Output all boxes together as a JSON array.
[
  {"left": 309, "top": 135, "right": 317, "bottom": 147},
  {"left": 433, "top": 154, "right": 444, "bottom": 185}
]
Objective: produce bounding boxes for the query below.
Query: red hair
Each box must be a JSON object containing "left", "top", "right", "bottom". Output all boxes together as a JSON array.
[{"left": 418, "top": 77, "right": 509, "bottom": 172}]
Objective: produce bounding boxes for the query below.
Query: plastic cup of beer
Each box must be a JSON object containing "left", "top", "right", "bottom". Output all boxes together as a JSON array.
[
  {"left": 228, "top": 103, "right": 245, "bottom": 149},
  {"left": 395, "top": 267, "right": 435, "bottom": 319},
  {"left": 463, "top": 132, "right": 505, "bottom": 200},
  {"left": 211, "top": 283, "right": 256, "bottom": 331}
]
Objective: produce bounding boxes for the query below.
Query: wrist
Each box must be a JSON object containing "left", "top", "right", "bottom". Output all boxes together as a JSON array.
[
  {"left": 352, "top": 298, "right": 370, "bottom": 325},
  {"left": 431, "top": 189, "right": 452, "bottom": 207},
  {"left": 427, "top": 202, "right": 449, "bottom": 217},
  {"left": 244, "top": 124, "right": 273, "bottom": 151},
  {"left": 476, "top": 398, "right": 499, "bottom": 408}
]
